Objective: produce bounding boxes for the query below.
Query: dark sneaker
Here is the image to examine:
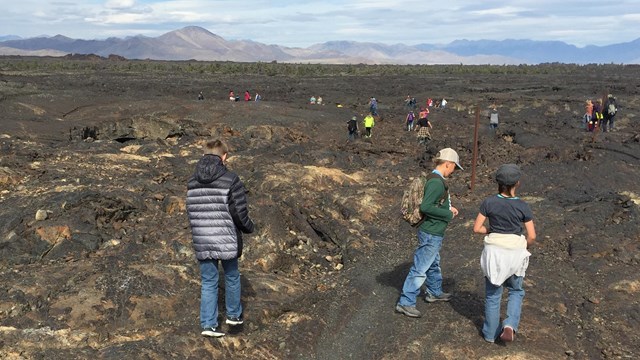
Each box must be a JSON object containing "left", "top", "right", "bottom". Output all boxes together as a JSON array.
[
  {"left": 395, "top": 304, "right": 422, "bottom": 318},
  {"left": 201, "top": 327, "right": 225, "bottom": 338},
  {"left": 424, "top": 292, "right": 452, "bottom": 303},
  {"left": 500, "top": 326, "right": 515, "bottom": 342},
  {"left": 225, "top": 316, "right": 244, "bottom": 326}
]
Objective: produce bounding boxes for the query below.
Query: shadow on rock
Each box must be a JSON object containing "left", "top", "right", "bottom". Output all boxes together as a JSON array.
[
  {"left": 449, "top": 290, "right": 485, "bottom": 335},
  {"left": 376, "top": 261, "right": 412, "bottom": 293}
]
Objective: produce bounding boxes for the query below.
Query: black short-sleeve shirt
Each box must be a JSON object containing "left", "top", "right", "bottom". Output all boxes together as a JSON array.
[{"left": 479, "top": 195, "right": 533, "bottom": 235}]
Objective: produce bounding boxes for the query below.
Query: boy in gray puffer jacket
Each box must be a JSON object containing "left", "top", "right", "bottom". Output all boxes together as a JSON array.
[{"left": 186, "top": 139, "right": 254, "bottom": 338}]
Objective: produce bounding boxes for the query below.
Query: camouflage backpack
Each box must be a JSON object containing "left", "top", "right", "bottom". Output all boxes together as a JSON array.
[{"left": 401, "top": 173, "right": 448, "bottom": 227}]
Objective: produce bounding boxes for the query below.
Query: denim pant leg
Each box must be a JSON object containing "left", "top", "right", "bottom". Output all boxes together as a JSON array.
[
  {"left": 398, "top": 231, "right": 444, "bottom": 306},
  {"left": 199, "top": 259, "right": 220, "bottom": 328},
  {"left": 503, "top": 275, "right": 525, "bottom": 332},
  {"left": 425, "top": 251, "right": 444, "bottom": 296},
  {"left": 221, "top": 257, "right": 243, "bottom": 318},
  {"left": 483, "top": 277, "right": 503, "bottom": 341}
]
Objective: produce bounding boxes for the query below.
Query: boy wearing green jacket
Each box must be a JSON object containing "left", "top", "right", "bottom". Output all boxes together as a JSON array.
[{"left": 396, "top": 148, "right": 463, "bottom": 318}]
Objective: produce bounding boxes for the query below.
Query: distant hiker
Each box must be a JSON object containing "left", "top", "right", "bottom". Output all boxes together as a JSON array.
[
  {"left": 418, "top": 107, "right": 430, "bottom": 121},
  {"left": 583, "top": 100, "right": 593, "bottom": 130},
  {"left": 441, "top": 98, "right": 448, "bottom": 109},
  {"left": 427, "top": 98, "right": 434, "bottom": 107},
  {"left": 198, "top": 91, "right": 205, "bottom": 101},
  {"left": 489, "top": 107, "right": 499, "bottom": 131},
  {"left": 415, "top": 115, "right": 433, "bottom": 144},
  {"left": 395, "top": 148, "right": 463, "bottom": 318},
  {"left": 602, "top": 94, "right": 618, "bottom": 132},
  {"left": 405, "top": 95, "right": 416, "bottom": 109},
  {"left": 244, "top": 90, "right": 251, "bottom": 102},
  {"left": 406, "top": 111, "right": 416, "bottom": 131},
  {"left": 229, "top": 90, "right": 235, "bottom": 102},
  {"left": 592, "top": 99, "right": 604, "bottom": 132},
  {"left": 363, "top": 113, "right": 375, "bottom": 138},
  {"left": 254, "top": 92, "right": 262, "bottom": 102},
  {"left": 317, "top": 96, "right": 323, "bottom": 105},
  {"left": 473, "top": 164, "right": 536, "bottom": 343},
  {"left": 187, "top": 139, "right": 255, "bottom": 338},
  {"left": 347, "top": 115, "right": 359, "bottom": 141},
  {"left": 369, "top": 97, "right": 378, "bottom": 116},
  {"left": 309, "top": 96, "right": 316, "bottom": 105}
]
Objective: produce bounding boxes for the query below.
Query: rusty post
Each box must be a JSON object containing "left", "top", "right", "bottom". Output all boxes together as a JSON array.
[{"left": 471, "top": 105, "right": 480, "bottom": 191}]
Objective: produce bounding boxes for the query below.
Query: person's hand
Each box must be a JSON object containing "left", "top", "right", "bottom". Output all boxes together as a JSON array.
[{"left": 451, "top": 206, "right": 459, "bottom": 217}]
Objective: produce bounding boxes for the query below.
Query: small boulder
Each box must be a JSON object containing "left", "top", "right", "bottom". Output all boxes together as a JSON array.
[{"left": 35, "top": 210, "right": 48, "bottom": 221}]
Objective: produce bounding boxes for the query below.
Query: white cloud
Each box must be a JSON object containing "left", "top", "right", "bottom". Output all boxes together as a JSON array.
[{"left": 105, "top": 0, "right": 136, "bottom": 10}]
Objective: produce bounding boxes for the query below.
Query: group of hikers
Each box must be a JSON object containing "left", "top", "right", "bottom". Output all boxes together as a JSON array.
[
  {"left": 347, "top": 95, "right": 454, "bottom": 143},
  {"left": 405, "top": 95, "right": 448, "bottom": 110},
  {"left": 404, "top": 107, "right": 434, "bottom": 144},
  {"left": 226, "top": 90, "right": 262, "bottom": 102},
  {"left": 185, "top": 139, "right": 537, "bottom": 345},
  {"left": 309, "top": 95, "right": 324, "bottom": 105},
  {"left": 396, "top": 148, "right": 536, "bottom": 345},
  {"left": 197, "top": 90, "right": 263, "bottom": 102},
  {"left": 583, "top": 94, "right": 618, "bottom": 132},
  {"left": 189, "top": 88, "right": 618, "bottom": 344}
]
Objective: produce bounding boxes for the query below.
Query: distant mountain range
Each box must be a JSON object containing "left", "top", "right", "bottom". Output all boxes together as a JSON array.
[{"left": 1, "top": 26, "right": 638, "bottom": 65}]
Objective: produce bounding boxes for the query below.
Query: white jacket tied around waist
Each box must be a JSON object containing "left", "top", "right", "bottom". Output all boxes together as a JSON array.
[{"left": 480, "top": 233, "right": 530, "bottom": 286}]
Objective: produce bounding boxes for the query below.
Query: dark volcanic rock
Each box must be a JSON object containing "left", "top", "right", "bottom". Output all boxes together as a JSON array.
[{"left": 0, "top": 60, "right": 638, "bottom": 359}]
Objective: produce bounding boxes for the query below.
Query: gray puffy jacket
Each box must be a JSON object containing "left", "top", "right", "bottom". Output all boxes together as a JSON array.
[{"left": 186, "top": 154, "right": 254, "bottom": 260}]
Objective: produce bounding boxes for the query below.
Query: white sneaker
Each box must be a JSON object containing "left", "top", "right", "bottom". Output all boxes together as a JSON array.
[{"left": 201, "top": 327, "right": 225, "bottom": 337}]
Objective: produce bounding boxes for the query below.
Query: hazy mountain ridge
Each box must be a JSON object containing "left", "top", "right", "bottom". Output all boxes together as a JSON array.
[{"left": 0, "top": 26, "right": 637, "bottom": 64}]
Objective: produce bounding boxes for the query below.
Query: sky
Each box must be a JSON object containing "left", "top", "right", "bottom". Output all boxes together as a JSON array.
[{"left": 1, "top": 0, "right": 639, "bottom": 47}]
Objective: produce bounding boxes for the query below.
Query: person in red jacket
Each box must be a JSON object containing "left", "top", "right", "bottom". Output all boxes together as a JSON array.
[{"left": 244, "top": 90, "right": 251, "bottom": 101}]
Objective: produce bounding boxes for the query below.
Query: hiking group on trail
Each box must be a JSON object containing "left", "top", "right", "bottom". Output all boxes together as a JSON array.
[
  {"left": 186, "top": 90, "right": 557, "bottom": 345},
  {"left": 397, "top": 148, "right": 537, "bottom": 345},
  {"left": 583, "top": 94, "right": 618, "bottom": 132}
]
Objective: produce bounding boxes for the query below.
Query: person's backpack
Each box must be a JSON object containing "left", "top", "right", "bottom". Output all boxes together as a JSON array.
[
  {"left": 401, "top": 173, "right": 449, "bottom": 227},
  {"left": 348, "top": 120, "right": 357, "bottom": 132},
  {"left": 607, "top": 102, "right": 617, "bottom": 116},
  {"left": 407, "top": 112, "right": 415, "bottom": 122}
]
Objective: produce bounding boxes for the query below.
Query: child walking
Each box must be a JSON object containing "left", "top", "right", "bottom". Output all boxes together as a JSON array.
[{"left": 473, "top": 164, "right": 536, "bottom": 343}]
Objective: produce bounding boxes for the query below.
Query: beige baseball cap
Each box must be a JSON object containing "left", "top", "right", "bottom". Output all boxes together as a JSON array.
[{"left": 435, "top": 148, "right": 463, "bottom": 170}]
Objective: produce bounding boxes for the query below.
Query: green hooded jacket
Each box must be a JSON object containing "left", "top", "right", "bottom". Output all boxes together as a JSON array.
[{"left": 418, "top": 176, "right": 453, "bottom": 236}]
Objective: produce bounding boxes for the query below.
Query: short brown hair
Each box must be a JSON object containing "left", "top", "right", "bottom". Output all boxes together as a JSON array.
[
  {"left": 205, "top": 140, "right": 228, "bottom": 157},
  {"left": 498, "top": 183, "right": 516, "bottom": 194}
]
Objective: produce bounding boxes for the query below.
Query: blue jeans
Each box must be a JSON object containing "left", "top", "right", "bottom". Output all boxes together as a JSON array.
[
  {"left": 483, "top": 275, "right": 525, "bottom": 341},
  {"left": 199, "top": 258, "right": 242, "bottom": 328},
  {"left": 398, "top": 231, "right": 444, "bottom": 307}
]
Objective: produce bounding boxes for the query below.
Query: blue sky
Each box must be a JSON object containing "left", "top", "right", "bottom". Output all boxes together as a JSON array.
[{"left": 1, "top": 0, "right": 639, "bottom": 47}]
